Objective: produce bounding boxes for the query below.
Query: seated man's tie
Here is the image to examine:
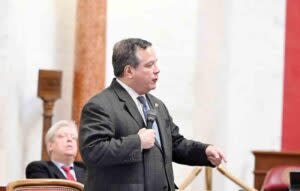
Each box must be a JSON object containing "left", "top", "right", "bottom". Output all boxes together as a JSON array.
[{"left": 62, "top": 166, "right": 76, "bottom": 181}]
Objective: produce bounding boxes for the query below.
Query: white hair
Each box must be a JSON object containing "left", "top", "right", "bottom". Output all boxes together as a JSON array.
[{"left": 45, "top": 120, "right": 78, "bottom": 155}]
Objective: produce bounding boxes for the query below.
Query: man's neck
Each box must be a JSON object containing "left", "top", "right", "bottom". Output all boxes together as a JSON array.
[
  {"left": 117, "top": 78, "right": 143, "bottom": 95},
  {"left": 117, "top": 78, "right": 131, "bottom": 88},
  {"left": 51, "top": 157, "right": 74, "bottom": 166}
]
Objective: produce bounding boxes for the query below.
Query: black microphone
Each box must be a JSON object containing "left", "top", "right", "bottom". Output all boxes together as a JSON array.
[{"left": 146, "top": 109, "right": 157, "bottom": 129}]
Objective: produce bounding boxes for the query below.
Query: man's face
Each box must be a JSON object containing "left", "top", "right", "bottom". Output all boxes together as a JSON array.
[
  {"left": 131, "top": 46, "right": 160, "bottom": 94},
  {"left": 48, "top": 126, "right": 78, "bottom": 161}
]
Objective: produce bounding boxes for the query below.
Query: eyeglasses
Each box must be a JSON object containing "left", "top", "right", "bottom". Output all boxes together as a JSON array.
[{"left": 55, "top": 133, "right": 78, "bottom": 140}]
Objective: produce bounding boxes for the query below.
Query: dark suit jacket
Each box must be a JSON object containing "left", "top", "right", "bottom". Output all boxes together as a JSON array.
[
  {"left": 26, "top": 160, "right": 87, "bottom": 185},
  {"left": 79, "top": 79, "right": 213, "bottom": 191}
]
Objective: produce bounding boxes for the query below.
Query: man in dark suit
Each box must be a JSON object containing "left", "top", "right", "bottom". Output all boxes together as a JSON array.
[
  {"left": 79, "top": 38, "right": 226, "bottom": 191},
  {"left": 26, "top": 120, "right": 86, "bottom": 184}
]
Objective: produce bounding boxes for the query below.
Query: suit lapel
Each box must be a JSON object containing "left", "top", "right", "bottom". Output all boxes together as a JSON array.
[
  {"left": 111, "top": 79, "right": 145, "bottom": 129},
  {"left": 111, "top": 79, "right": 166, "bottom": 153},
  {"left": 48, "top": 161, "right": 66, "bottom": 179},
  {"left": 146, "top": 95, "right": 167, "bottom": 154}
]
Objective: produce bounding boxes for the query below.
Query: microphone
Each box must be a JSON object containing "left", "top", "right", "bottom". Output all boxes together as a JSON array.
[{"left": 146, "top": 109, "right": 157, "bottom": 129}]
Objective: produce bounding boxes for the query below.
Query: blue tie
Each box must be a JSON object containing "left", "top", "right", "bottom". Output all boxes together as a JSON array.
[{"left": 137, "top": 96, "right": 161, "bottom": 146}]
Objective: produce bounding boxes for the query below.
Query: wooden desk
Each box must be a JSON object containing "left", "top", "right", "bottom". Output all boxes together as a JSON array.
[{"left": 253, "top": 150, "right": 300, "bottom": 190}]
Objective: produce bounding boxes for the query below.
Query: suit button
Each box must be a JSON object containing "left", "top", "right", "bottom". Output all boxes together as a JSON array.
[{"left": 163, "top": 185, "right": 168, "bottom": 190}]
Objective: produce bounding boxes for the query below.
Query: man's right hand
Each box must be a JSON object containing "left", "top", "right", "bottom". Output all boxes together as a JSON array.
[{"left": 138, "top": 128, "right": 155, "bottom": 150}]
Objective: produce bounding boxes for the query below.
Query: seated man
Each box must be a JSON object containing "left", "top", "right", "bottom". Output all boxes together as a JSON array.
[{"left": 26, "top": 120, "right": 86, "bottom": 184}]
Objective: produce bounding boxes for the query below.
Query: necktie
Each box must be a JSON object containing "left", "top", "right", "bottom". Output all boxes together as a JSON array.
[
  {"left": 137, "top": 96, "right": 161, "bottom": 146},
  {"left": 62, "top": 166, "right": 75, "bottom": 181}
]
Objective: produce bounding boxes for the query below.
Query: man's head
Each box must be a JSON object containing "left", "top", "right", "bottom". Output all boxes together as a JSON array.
[
  {"left": 112, "top": 38, "right": 160, "bottom": 95},
  {"left": 45, "top": 120, "right": 78, "bottom": 164}
]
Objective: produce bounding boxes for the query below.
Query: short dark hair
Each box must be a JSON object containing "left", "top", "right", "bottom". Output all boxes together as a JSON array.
[{"left": 112, "top": 38, "right": 152, "bottom": 77}]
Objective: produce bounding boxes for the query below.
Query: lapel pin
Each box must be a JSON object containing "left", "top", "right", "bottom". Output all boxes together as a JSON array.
[{"left": 155, "top": 103, "right": 159, "bottom": 108}]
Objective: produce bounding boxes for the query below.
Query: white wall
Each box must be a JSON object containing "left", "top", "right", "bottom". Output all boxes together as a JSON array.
[
  {"left": 220, "top": 0, "right": 286, "bottom": 190},
  {"left": 0, "top": 0, "right": 286, "bottom": 190},
  {"left": 0, "top": 0, "right": 76, "bottom": 185}
]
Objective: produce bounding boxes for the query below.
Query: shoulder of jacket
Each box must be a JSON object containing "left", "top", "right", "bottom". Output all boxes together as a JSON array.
[{"left": 74, "top": 161, "right": 86, "bottom": 169}]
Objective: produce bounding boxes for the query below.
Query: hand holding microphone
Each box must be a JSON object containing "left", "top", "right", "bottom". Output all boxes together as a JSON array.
[
  {"left": 138, "top": 109, "right": 157, "bottom": 150},
  {"left": 138, "top": 128, "right": 155, "bottom": 149}
]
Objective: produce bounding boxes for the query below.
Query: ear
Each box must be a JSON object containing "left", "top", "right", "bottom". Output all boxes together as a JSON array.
[
  {"left": 47, "top": 142, "right": 53, "bottom": 153},
  {"left": 124, "top": 65, "right": 135, "bottom": 79}
]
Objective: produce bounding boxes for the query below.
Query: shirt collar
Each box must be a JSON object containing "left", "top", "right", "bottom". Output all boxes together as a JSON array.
[
  {"left": 52, "top": 160, "right": 74, "bottom": 169},
  {"left": 116, "top": 78, "right": 145, "bottom": 100}
]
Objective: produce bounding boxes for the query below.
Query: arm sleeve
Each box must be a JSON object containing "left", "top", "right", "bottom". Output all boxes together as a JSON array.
[
  {"left": 162, "top": 103, "right": 214, "bottom": 167},
  {"left": 26, "top": 162, "right": 51, "bottom": 178}
]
